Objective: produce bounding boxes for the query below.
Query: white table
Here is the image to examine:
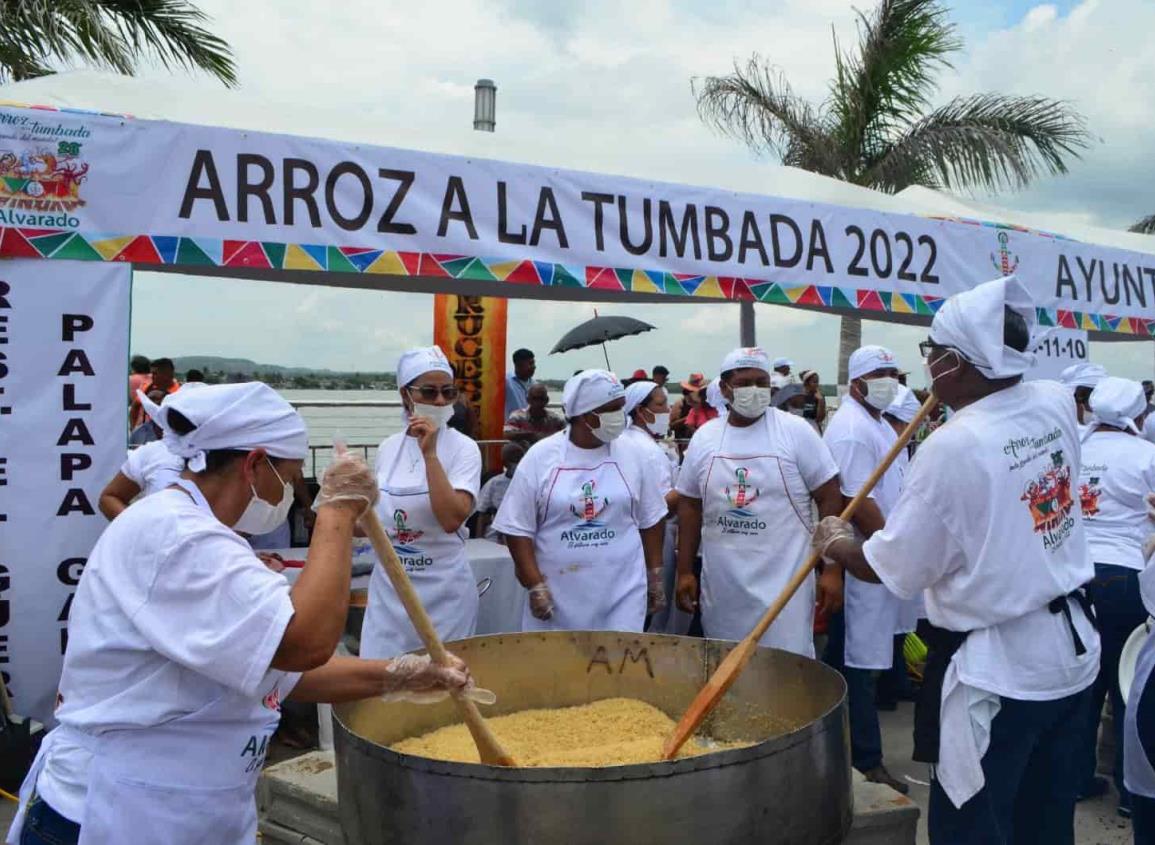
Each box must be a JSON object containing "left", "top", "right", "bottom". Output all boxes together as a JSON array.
[{"left": 270, "top": 537, "right": 524, "bottom": 636}]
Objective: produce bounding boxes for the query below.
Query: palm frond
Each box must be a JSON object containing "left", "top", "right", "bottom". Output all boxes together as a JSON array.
[
  {"left": 830, "top": 0, "right": 961, "bottom": 177},
  {"left": 860, "top": 93, "right": 1092, "bottom": 193},
  {"left": 0, "top": 0, "right": 235, "bottom": 86},
  {"left": 693, "top": 57, "right": 843, "bottom": 177},
  {"left": 1129, "top": 215, "right": 1155, "bottom": 235}
]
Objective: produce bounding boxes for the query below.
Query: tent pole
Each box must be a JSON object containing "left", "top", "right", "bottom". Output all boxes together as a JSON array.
[
  {"left": 739, "top": 301, "right": 756, "bottom": 346},
  {"left": 601, "top": 342, "right": 611, "bottom": 370}
]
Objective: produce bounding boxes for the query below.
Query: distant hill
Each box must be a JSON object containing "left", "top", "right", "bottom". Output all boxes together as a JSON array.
[
  {"left": 159, "top": 355, "right": 395, "bottom": 390},
  {"left": 170, "top": 355, "right": 350, "bottom": 377}
]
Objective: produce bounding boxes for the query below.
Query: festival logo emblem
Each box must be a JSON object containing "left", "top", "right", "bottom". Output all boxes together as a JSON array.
[
  {"left": 1079, "top": 478, "right": 1102, "bottom": 518},
  {"left": 569, "top": 480, "right": 609, "bottom": 527},
  {"left": 262, "top": 686, "right": 282, "bottom": 712},
  {"left": 391, "top": 508, "right": 425, "bottom": 554},
  {"left": 990, "top": 230, "right": 1020, "bottom": 276},
  {"left": 1021, "top": 450, "right": 1075, "bottom": 533},
  {"left": 0, "top": 141, "right": 88, "bottom": 213},
  {"left": 724, "top": 467, "right": 761, "bottom": 517}
]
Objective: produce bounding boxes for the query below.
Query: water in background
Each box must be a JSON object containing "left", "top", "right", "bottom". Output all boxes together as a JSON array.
[{"left": 279, "top": 389, "right": 403, "bottom": 476}]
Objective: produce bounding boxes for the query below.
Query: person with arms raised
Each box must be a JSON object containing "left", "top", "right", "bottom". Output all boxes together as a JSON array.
[
  {"left": 814, "top": 276, "right": 1099, "bottom": 845},
  {"left": 494, "top": 370, "right": 667, "bottom": 632},
  {"left": 675, "top": 347, "right": 844, "bottom": 658}
]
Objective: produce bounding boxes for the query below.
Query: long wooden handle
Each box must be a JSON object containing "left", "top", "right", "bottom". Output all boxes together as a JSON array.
[
  {"left": 662, "top": 394, "right": 938, "bottom": 760},
  {"left": 360, "top": 509, "right": 516, "bottom": 767}
]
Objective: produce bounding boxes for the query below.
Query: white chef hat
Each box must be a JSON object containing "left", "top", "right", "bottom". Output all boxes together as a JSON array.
[
  {"left": 929, "top": 275, "right": 1038, "bottom": 379},
  {"left": 624, "top": 381, "right": 660, "bottom": 415},
  {"left": 562, "top": 369, "right": 625, "bottom": 418},
  {"left": 721, "top": 346, "right": 770, "bottom": 375},
  {"left": 885, "top": 384, "right": 922, "bottom": 424},
  {"left": 397, "top": 346, "right": 454, "bottom": 388},
  {"left": 706, "top": 377, "right": 726, "bottom": 412},
  {"left": 1059, "top": 362, "right": 1108, "bottom": 390},
  {"left": 140, "top": 383, "right": 307, "bottom": 473},
  {"left": 772, "top": 357, "right": 794, "bottom": 370},
  {"left": 1088, "top": 377, "right": 1147, "bottom": 434},
  {"left": 849, "top": 345, "right": 899, "bottom": 380}
]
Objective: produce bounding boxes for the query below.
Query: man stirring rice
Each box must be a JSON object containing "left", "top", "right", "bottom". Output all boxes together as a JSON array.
[{"left": 814, "top": 276, "right": 1099, "bottom": 844}]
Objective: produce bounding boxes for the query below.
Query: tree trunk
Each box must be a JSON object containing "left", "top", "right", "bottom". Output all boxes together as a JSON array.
[{"left": 837, "top": 315, "right": 861, "bottom": 388}]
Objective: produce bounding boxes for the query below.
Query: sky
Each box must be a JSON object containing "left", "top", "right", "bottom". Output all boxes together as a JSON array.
[{"left": 110, "top": 0, "right": 1155, "bottom": 383}]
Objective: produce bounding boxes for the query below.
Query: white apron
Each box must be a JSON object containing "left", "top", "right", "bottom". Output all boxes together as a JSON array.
[
  {"left": 360, "top": 439, "right": 478, "bottom": 658},
  {"left": 8, "top": 480, "right": 292, "bottom": 845},
  {"left": 699, "top": 413, "right": 815, "bottom": 657},
  {"left": 1125, "top": 625, "right": 1155, "bottom": 798},
  {"left": 523, "top": 444, "right": 646, "bottom": 632},
  {"left": 844, "top": 575, "right": 903, "bottom": 669}
]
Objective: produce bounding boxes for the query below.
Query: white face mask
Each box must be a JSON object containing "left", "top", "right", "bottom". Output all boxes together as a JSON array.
[
  {"left": 730, "top": 386, "right": 771, "bottom": 419},
  {"left": 644, "top": 411, "right": 670, "bottom": 438},
  {"left": 862, "top": 376, "right": 900, "bottom": 411},
  {"left": 590, "top": 409, "right": 627, "bottom": 443},
  {"left": 234, "top": 458, "right": 293, "bottom": 535},
  {"left": 413, "top": 402, "right": 456, "bottom": 429}
]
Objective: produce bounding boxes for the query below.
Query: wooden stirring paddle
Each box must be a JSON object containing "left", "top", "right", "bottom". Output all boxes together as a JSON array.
[
  {"left": 662, "top": 393, "right": 939, "bottom": 760},
  {"left": 359, "top": 508, "right": 516, "bottom": 767}
]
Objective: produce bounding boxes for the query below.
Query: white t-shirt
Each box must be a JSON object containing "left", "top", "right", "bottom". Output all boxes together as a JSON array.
[
  {"left": 494, "top": 431, "right": 668, "bottom": 538},
  {"left": 39, "top": 488, "right": 298, "bottom": 820},
  {"left": 823, "top": 398, "right": 902, "bottom": 517},
  {"left": 120, "top": 441, "right": 185, "bottom": 497},
  {"left": 864, "top": 380, "right": 1098, "bottom": 700},
  {"left": 475, "top": 472, "right": 513, "bottom": 539},
  {"left": 374, "top": 427, "right": 481, "bottom": 503},
  {"left": 621, "top": 425, "right": 677, "bottom": 496},
  {"left": 1079, "top": 430, "right": 1155, "bottom": 571},
  {"left": 675, "top": 412, "right": 837, "bottom": 502}
]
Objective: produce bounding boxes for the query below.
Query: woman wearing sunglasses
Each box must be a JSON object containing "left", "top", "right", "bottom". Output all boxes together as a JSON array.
[{"left": 359, "top": 347, "right": 482, "bottom": 659}]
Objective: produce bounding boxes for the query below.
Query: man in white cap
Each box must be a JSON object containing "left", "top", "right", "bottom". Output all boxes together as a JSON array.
[
  {"left": 773, "top": 357, "right": 796, "bottom": 383},
  {"left": 494, "top": 370, "right": 667, "bottom": 632},
  {"left": 1075, "top": 377, "right": 1155, "bottom": 816},
  {"left": 814, "top": 276, "right": 1098, "bottom": 844},
  {"left": 1059, "top": 361, "right": 1108, "bottom": 426},
  {"left": 675, "top": 347, "right": 843, "bottom": 658},
  {"left": 821, "top": 344, "right": 908, "bottom": 793},
  {"left": 7, "top": 383, "right": 479, "bottom": 844}
]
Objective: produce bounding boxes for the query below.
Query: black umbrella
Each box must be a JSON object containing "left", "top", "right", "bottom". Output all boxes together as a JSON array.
[{"left": 550, "top": 314, "right": 656, "bottom": 369}]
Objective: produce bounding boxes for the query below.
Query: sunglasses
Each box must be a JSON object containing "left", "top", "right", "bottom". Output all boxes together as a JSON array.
[{"left": 407, "top": 384, "right": 459, "bottom": 402}]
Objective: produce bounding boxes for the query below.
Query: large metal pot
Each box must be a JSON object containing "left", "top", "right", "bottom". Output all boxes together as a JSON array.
[{"left": 334, "top": 631, "right": 851, "bottom": 845}]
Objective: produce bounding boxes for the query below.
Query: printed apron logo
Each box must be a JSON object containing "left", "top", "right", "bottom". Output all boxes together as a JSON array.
[
  {"left": 391, "top": 508, "right": 433, "bottom": 570},
  {"left": 1079, "top": 477, "right": 1102, "bottom": 517},
  {"left": 262, "top": 686, "right": 283, "bottom": 712},
  {"left": 0, "top": 142, "right": 87, "bottom": 227},
  {"left": 990, "top": 230, "right": 1021, "bottom": 276},
  {"left": 718, "top": 467, "right": 767, "bottom": 534},
  {"left": 561, "top": 480, "right": 615, "bottom": 547},
  {"left": 1020, "top": 450, "right": 1075, "bottom": 549}
]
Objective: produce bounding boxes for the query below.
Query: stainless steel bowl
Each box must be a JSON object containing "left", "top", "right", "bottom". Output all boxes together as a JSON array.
[{"left": 334, "top": 631, "right": 851, "bottom": 844}]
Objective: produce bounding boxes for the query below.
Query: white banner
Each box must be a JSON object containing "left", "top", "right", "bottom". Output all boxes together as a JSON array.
[
  {"left": 0, "top": 259, "right": 130, "bottom": 725},
  {"left": 0, "top": 105, "right": 1152, "bottom": 333},
  {"left": 1026, "top": 328, "right": 1089, "bottom": 381}
]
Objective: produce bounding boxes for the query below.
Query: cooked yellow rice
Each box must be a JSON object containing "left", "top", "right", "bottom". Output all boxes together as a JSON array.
[{"left": 390, "top": 697, "right": 754, "bottom": 767}]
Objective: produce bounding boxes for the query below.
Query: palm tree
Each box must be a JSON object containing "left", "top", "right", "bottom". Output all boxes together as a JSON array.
[
  {"left": 0, "top": 0, "right": 236, "bottom": 86},
  {"left": 695, "top": 0, "right": 1090, "bottom": 385},
  {"left": 1130, "top": 216, "right": 1155, "bottom": 235}
]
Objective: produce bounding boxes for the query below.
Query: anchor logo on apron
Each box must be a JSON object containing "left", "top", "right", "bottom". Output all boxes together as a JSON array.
[{"left": 391, "top": 508, "right": 426, "bottom": 555}]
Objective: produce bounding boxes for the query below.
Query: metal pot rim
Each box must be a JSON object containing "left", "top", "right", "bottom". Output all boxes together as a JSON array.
[{"left": 333, "top": 632, "right": 848, "bottom": 783}]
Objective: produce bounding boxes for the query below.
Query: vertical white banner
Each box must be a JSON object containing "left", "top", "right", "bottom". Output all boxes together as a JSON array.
[{"left": 0, "top": 259, "right": 130, "bottom": 725}]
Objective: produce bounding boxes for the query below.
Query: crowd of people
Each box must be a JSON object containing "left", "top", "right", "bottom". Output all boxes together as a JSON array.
[{"left": 14, "top": 276, "right": 1155, "bottom": 845}]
